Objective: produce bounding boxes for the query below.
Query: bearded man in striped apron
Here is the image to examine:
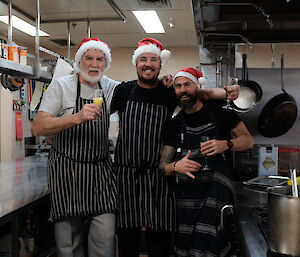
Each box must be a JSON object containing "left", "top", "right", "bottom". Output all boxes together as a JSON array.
[
  {"left": 32, "top": 38, "right": 119, "bottom": 257},
  {"left": 159, "top": 67, "right": 253, "bottom": 257},
  {"left": 110, "top": 38, "right": 241, "bottom": 257}
]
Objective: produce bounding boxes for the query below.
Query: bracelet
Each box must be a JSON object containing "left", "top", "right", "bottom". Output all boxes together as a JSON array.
[{"left": 173, "top": 161, "right": 177, "bottom": 171}]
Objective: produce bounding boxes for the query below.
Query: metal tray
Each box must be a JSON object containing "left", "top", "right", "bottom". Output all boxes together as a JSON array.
[{"left": 243, "top": 175, "right": 289, "bottom": 187}]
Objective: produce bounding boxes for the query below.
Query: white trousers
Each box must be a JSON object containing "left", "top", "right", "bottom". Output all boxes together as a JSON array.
[{"left": 55, "top": 213, "right": 115, "bottom": 257}]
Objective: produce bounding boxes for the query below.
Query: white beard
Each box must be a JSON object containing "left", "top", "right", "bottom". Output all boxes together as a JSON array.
[{"left": 80, "top": 69, "right": 102, "bottom": 84}]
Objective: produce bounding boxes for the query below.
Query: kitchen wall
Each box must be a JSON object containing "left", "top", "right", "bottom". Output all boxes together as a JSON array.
[{"left": 2, "top": 43, "right": 300, "bottom": 161}]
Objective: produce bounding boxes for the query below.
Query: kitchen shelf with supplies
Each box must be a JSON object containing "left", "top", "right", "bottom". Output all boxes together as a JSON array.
[{"left": 0, "top": 58, "right": 52, "bottom": 83}]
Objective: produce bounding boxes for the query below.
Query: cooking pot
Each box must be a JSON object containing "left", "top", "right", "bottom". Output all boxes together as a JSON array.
[
  {"left": 268, "top": 185, "right": 300, "bottom": 256},
  {"left": 231, "top": 54, "right": 262, "bottom": 112},
  {"left": 258, "top": 54, "right": 297, "bottom": 137}
]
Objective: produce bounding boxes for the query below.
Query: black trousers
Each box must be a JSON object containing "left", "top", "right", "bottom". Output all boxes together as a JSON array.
[{"left": 117, "top": 228, "right": 172, "bottom": 257}]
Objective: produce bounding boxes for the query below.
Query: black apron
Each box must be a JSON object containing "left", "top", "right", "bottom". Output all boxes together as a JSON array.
[
  {"left": 48, "top": 78, "right": 117, "bottom": 222},
  {"left": 175, "top": 106, "right": 232, "bottom": 257},
  {"left": 115, "top": 82, "right": 176, "bottom": 231}
]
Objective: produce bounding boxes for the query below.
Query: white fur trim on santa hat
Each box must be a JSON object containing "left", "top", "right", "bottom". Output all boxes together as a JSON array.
[
  {"left": 74, "top": 40, "right": 111, "bottom": 73},
  {"left": 132, "top": 44, "right": 171, "bottom": 65},
  {"left": 174, "top": 71, "right": 207, "bottom": 87},
  {"left": 198, "top": 76, "right": 207, "bottom": 85}
]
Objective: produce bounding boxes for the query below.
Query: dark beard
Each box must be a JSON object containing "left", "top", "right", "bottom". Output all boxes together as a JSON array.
[
  {"left": 137, "top": 73, "right": 159, "bottom": 85},
  {"left": 178, "top": 94, "right": 197, "bottom": 110}
]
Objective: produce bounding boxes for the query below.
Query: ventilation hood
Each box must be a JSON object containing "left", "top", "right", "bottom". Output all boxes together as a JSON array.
[{"left": 192, "top": 0, "right": 300, "bottom": 52}]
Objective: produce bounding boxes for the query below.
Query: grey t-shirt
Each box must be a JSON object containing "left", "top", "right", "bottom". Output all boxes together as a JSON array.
[{"left": 39, "top": 74, "right": 120, "bottom": 117}]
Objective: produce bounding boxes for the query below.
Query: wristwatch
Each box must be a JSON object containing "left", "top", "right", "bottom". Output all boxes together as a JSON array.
[{"left": 227, "top": 139, "right": 233, "bottom": 150}]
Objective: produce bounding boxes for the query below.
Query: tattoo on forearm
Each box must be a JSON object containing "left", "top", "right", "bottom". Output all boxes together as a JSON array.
[{"left": 159, "top": 146, "right": 176, "bottom": 174}]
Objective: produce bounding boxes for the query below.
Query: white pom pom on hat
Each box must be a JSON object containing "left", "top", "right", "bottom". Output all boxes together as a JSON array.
[
  {"left": 132, "top": 37, "right": 171, "bottom": 66},
  {"left": 74, "top": 38, "right": 111, "bottom": 73},
  {"left": 174, "top": 67, "right": 207, "bottom": 87}
]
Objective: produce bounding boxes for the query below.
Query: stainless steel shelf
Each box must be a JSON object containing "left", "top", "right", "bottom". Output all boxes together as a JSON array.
[{"left": 0, "top": 58, "right": 52, "bottom": 83}]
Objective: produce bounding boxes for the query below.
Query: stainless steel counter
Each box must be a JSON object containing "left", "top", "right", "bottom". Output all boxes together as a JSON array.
[
  {"left": 233, "top": 182, "right": 269, "bottom": 257},
  {"left": 0, "top": 155, "right": 49, "bottom": 224}
]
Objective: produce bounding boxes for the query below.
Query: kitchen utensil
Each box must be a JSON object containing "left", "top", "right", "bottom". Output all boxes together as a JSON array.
[
  {"left": 243, "top": 175, "right": 289, "bottom": 187},
  {"left": 231, "top": 54, "right": 262, "bottom": 112},
  {"left": 258, "top": 54, "right": 297, "bottom": 137},
  {"left": 290, "top": 168, "right": 298, "bottom": 197},
  {"left": 29, "top": 81, "right": 43, "bottom": 111},
  {"left": 1, "top": 73, "right": 7, "bottom": 89},
  {"left": 268, "top": 185, "right": 300, "bottom": 256},
  {"left": 6, "top": 75, "right": 20, "bottom": 91}
]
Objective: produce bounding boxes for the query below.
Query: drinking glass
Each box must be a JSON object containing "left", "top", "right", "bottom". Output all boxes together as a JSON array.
[
  {"left": 222, "top": 77, "right": 238, "bottom": 110},
  {"left": 200, "top": 136, "right": 213, "bottom": 172},
  {"left": 93, "top": 88, "right": 103, "bottom": 120}
]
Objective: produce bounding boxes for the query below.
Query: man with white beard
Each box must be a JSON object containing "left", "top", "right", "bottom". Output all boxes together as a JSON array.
[{"left": 32, "top": 38, "right": 119, "bottom": 257}]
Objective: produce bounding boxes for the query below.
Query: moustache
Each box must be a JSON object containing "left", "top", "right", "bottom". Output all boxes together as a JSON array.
[
  {"left": 179, "top": 93, "right": 189, "bottom": 98},
  {"left": 141, "top": 66, "right": 155, "bottom": 72}
]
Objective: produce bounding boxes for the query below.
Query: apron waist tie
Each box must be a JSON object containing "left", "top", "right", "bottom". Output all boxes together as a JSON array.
[
  {"left": 51, "top": 147, "right": 109, "bottom": 164},
  {"left": 116, "top": 164, "right": 158, "bottom": 176}
]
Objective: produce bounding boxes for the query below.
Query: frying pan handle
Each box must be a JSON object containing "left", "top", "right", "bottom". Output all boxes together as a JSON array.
[
  {"left": 281, "top": 54, "right": 287, "bottom": 94},
  {"left": 242, "top": 54, "right": 248, "bottom": 81}
]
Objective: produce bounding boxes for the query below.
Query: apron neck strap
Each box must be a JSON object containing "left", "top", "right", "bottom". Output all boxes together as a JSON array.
[{"left": 76, "top": 75, "right": 103, "bottom": 101}]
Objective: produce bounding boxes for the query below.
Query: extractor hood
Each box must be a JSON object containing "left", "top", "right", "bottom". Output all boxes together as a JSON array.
[{"left": 192, "top": 0, "right": 300, "bottom": 51}]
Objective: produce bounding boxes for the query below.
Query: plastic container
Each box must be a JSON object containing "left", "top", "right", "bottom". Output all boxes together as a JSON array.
[
  {"left": 8, "top": 46, "right": 19, "bottom": 62},
  {"left": 19, "top": 47, "right": 27, "bottom": 65},
  {"left": 1, "top": 41, "right": 8, "bottom": 59}
]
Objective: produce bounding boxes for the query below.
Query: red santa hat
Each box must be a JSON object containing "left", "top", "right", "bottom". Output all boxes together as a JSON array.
[
  {"left": 174, "top": 67, "right": 207, "bottom": 87},
  {"left": 74, "top": 38, "right": 111, "bottom": 73},
  {"left": 132, "top": 37, "right": 171, "bottom": 66}
]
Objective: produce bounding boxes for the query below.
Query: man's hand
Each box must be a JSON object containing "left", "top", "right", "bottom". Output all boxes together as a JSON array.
[
  {"left": 224, "top": 84, "right": 240, "bottom": 101},
  {"left": 76, "top": 103, "right": 102, "bottom": 123},
  {"left": 175, "top": 150, "right": 201, "bottom": 179},
  {"left": 161, "top": 74, "right": 173, "bottom": 88},
  {"left": 200, "top": 139, "right": 228, "bottom": 156}
]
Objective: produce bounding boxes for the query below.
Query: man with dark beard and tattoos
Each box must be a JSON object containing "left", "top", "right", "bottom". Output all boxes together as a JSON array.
[
  {"left": 110, "top": 39, "right": 241, "bottom": 257},
  {"left": 159, "top": 67, "right": 253, "bottom": 257}
]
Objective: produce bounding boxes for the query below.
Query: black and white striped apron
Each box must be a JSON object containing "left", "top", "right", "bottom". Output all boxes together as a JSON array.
[
  {"left": 48, "top": 78, "right": 117, "bottom": 222},
  {"left": 115, "top": 83, "right": 176, "bottom": 231},
  {"left": 175, "top": 108, "right": 232, "bottom": 257}
]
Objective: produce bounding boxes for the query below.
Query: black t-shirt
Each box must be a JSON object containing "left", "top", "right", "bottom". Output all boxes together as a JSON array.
[
  {"left": 163, "top": 100, "right": 241, "bottom": 148},
  {"left": 111, "top": 80, "right": 178, "bottom": 116}
]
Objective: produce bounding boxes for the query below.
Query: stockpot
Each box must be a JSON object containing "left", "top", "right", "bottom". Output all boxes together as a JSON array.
[{"left": 268, "top": 185, "right": 300, "bottom": 256}]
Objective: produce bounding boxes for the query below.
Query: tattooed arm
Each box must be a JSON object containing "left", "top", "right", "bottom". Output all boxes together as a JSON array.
[
  {"left": 159, "top": 145, "right": 177, "bottom": 176},
  {"left": 159, "top": 146, "right": 202, "bottom": 179}
]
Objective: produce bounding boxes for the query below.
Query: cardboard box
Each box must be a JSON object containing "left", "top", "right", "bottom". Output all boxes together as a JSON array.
[{"left": 258, "top": 146, "right": 278, "bottom": 176}]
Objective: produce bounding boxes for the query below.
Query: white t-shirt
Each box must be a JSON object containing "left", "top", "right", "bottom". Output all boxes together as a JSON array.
[{"left": 39, "top": 74, "right": 120, "bottom": 117}]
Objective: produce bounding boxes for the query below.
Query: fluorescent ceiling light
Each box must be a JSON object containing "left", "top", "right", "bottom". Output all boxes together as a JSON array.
[
  {"left": 132, "top": 11, "right": 165, "bottom": 33},
  {"left": 0, "top": 15, "right": 49, "bottom": 36}
]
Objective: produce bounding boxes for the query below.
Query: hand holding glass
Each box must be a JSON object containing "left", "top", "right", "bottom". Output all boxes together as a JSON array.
[
  {"left": 223, "top": 77, "right": 238, "bottom": 110},
  {"left": 93, "top": 90, "right": 103, "bottom": 120},
  {"left": 200, "top": 136, "right": 213, "bottom": 172}
]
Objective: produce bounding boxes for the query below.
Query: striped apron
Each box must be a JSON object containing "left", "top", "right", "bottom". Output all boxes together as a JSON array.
[
  {"left": 115, "top": 83, "right": 176, "bottom": 231},
  {"left": 175, "top": 109, "right": 232, "bottom": 257},
  {"left": 48, "top": 78, "right": 117, "bottom": 222}
]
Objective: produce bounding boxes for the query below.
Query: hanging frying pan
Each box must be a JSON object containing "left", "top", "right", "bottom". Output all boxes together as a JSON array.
[
  {"left": 231, "top": 54, "right": 262, "bottom": 112},
  {"left": 258, "top": 54, "right": 297, "bottom": 138}
]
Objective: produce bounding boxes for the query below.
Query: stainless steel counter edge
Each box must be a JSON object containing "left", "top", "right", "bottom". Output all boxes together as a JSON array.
[
  {"left": 233, "top": 182, "right": 268, "bottom": 257},
  {"left": 0, "top": 155, "right": 49, "bottom": 222}
]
